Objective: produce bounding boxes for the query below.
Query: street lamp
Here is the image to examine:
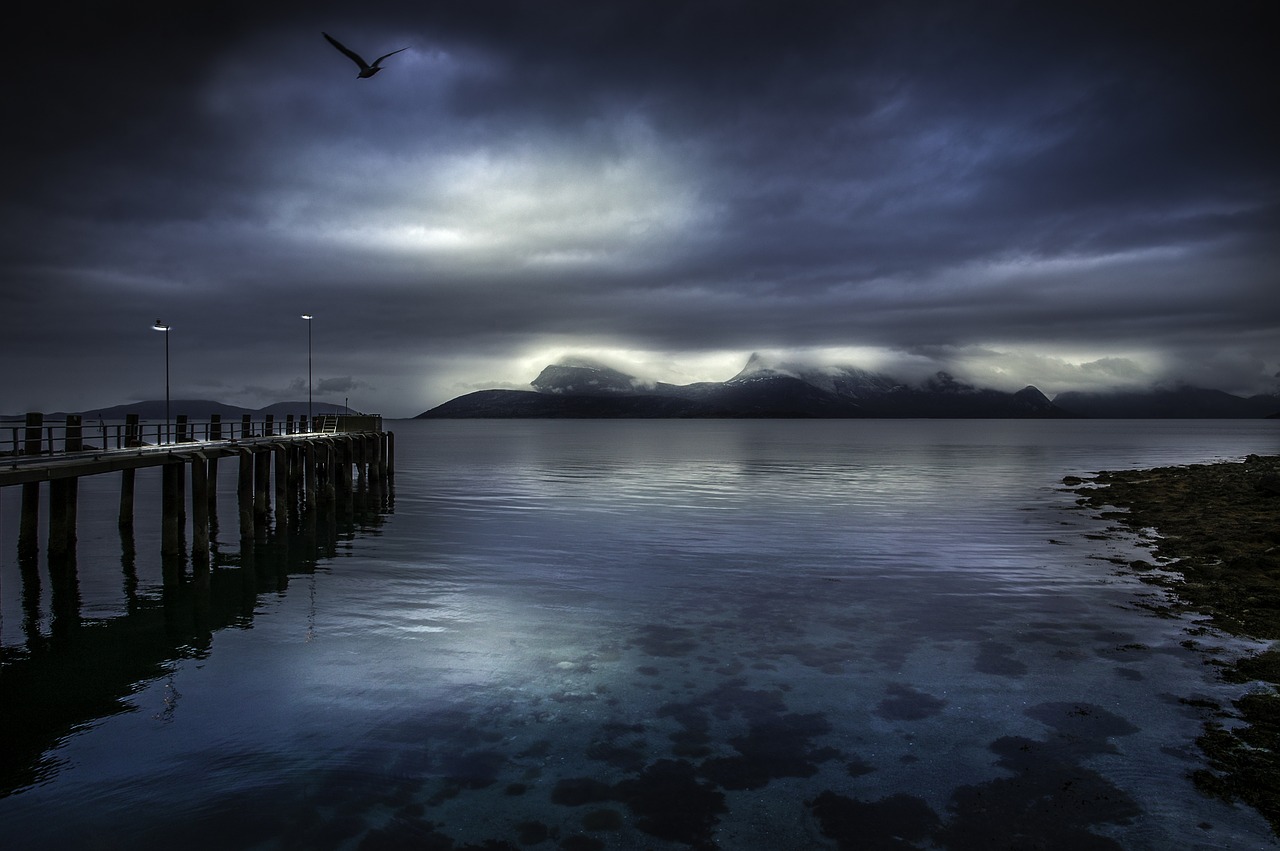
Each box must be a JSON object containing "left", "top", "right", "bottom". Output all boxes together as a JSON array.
[
  {"left": 301, "top": 314, "right": 313, "bottom": 429},
  {"left": 152, "top": 319, "right": 171, "bottom": 444}
]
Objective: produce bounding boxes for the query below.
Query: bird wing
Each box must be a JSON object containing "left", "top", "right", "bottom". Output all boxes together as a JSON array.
[
  {"left": 322, "top": 32, "right": 371, "bottom": 71},
  {"left": 371, "top": 46, "right": 409, "bottom": 67}
]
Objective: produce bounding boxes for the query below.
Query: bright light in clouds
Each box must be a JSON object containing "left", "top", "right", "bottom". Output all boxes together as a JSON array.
[
  {"left": 286, "top": 119, "right": 710, "bottom": 272},
  {"left": 497, "top": 341, "right": 1170, "bottom": 399},
  {"left": 977, "top": 246, "right": 1189, "bottom": 279},
  {"left": 938, "top": 345, "right": 1166, "bottom": 394},
  {"left": 504, "top": 343, "right": 751, "bottom": 388}
]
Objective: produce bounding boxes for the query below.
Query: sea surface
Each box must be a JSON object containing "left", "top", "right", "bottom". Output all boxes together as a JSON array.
[{"left": 1, "top": 419, "right": 1278, "bottom": 850}]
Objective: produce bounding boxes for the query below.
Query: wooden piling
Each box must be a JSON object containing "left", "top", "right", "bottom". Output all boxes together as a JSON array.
[
  {"left": 210, "top": 413, "right": 222, "bottom": 441},
  {"left": 119, "top": 468, "right": 135, "bottom": 528},
  {"left": 241, "top": 414, "right": 252, "bottom": 439},
  {"left": 19, "top": 412, "right": 43, "bottom": 556},
  {"left": 207, "top": 454, "right": 219, "bottom": 515},
  {"left": 161, "top": 462, "right": 183, "bottom": 559},
  {"left": 48, "top": 479, "right": 75, "bottom": 560},
  {"left": 337, "top": 437, "right": 353, "bottom": 497},
  {"left": 48, "top": 415, "right": 82, "bottom": 560},
  {"left": 274, "top": 444, "right": 288, "bottom": 510},
  {"left": 254, "top": 448, "right": 270, "bottom": 525},
  {"left": 319, "top": 441, "right": 336, "bottom": 504},
  {"left": 237, "top": 450, "right": 253, "bottom": 536},
  {"left": 354, "top": 436, "right": 367, "bottom": 491},
  {"left": 288, "top": 443, "right": 302, "bottom": 492},
  {"left": 191, "top": 454, "right": 210, "bottom": 562},
  {"left": 176, "top": 460, "right": 186, "bottom": 526},
  {"left": 119, "top": 415, "right": 139, "bottom": 527},
  {"left": 176, "top": 414, "right": 190, "bottom": 443},
  {"left": 304, "top": 442, "right": 317, "bottom": 508}
]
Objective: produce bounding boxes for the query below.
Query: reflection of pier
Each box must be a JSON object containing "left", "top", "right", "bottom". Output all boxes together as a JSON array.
[{"left": 0, "top": 411, "right": 395, "bottom": 795}]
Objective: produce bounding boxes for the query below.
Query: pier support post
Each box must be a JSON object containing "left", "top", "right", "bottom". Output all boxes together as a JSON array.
[
  {"left": 254, "top": 448, "right": 271, "bottom": 527},
  {"left": 386, "top": 431, "right": 394, "bottom": 480},
  {"left": 287, "top": 444, "right": 302, "bottom": 497},
  {"left": 19, "top": 412, "right": 43, "bottom": 558},
  {"left": 332, "top": 437, "right": 348, "bottom": 499},
  {"left": 207, "top": 454, "right": 219, "bottom": 516},
  {"left": 176, "top": 414, "right": 189, "bottom": 443},
  {"left": 48, "top": 478, "right": 77, "bottom": 561},
  {"left": 318, "top": 441, "right": 336, "bottom": 505},
  {"left": 354, "top": 436, "right": 367, "bottom": 492},
  {"left": 241, "top": 414, "right": 252, "bottom": 440},
  {"left": 375, "top": 432, "right": 387, "bottom": 484},
  {"left": 237, "top": 450, "right": 253, "bottom": 538},
  {"left": 119, "top": 415, "right": 139, "bottom": 527},
  {"left": 191, "top": 454, "right": 210, "bottom": 564},
  {"left": 274, "top": 444, "right": 288, "bottom": 516},
  {"left": 210, "top": 414, "right": 222, "bottom": 441},
  {"left": 119, "top": 469, "right": 135, "bottom": 528},
  {"left": 304, "top": 442, "right": 318, "bottom": 509},
  {"left": 161, "top": 461, "right": 184, "bottom": 561},
  {"left": 48, "top": 415, "right": 82, "bottom": 560}
]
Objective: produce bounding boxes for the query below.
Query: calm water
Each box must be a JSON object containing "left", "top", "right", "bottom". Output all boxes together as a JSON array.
[{"left": 1, "top": 419, "right": 1278, "bottom": 850}]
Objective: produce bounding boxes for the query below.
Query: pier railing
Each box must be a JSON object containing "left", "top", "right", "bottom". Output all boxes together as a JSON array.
[
  {"left": 3, "top": 412, "right": 383, "bottom": 457},
  {"left": 1, "top": 410, "right": 393, "bottom": 570}
]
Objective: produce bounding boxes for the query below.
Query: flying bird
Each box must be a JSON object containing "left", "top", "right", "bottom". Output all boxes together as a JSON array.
[{"left": 322, "top": 32, "right": 408, "bottom": 79}]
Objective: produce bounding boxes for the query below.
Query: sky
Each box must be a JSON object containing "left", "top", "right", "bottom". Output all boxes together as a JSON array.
[{"left": 3, "top": 0, "right": 1277, "bottom": 417}]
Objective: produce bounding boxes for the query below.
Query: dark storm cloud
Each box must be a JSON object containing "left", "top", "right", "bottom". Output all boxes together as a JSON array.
[{"left": 2, "top": 0, "right": 1277, "bottom": 415}]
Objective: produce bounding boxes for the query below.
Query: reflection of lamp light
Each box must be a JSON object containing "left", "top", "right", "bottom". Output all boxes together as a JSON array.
[
  {"left": 301, "top": 314, "right": 313, "bottom": 429},
  {"left": 152, "top": 320, "right": 171, "bottom": 444}
]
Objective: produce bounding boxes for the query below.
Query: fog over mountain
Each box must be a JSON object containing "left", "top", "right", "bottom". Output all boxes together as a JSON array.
[{"left": 420, "top": 354, "right": 1280, "bottom": 418}]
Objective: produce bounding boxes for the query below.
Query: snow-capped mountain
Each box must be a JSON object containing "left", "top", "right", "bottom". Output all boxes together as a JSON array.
[{"left": 420, "top": 355, "right": 1072, "bottom": 418}]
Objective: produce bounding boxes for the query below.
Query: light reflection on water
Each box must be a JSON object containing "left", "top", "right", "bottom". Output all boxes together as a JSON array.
[{"left": 1, "top": 419, "right": 1278, "bottom": 849}]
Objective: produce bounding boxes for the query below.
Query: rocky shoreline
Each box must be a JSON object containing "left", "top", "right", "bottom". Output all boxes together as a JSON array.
[{"left": 1071, "top": 454, "right": 1280, "bottom": 835}]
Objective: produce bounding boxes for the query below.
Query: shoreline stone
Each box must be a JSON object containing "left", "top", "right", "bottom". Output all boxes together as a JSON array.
[{"left": 1072, "top": 454, "right": 1280, "bottom": 835}]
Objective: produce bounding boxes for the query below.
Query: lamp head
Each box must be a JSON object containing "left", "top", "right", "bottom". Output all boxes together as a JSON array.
[{"left": 152, "top": 320, "right": 170, "bottom": 331}]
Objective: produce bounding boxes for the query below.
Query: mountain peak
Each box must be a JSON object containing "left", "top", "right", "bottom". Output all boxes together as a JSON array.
[
  {"left": 531, "top": 362, "right": 641, "bottom": 396},
  {"left": 1014, "top": 385, "right": 1052, "bottom": 405},
  {"left": 731, "top": 352, "right": 798, "bottom": 382}
]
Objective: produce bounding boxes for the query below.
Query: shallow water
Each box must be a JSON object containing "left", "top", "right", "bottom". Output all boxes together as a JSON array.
[{"left": 1, "top": 419, "right": 1278, "bottom": 849}]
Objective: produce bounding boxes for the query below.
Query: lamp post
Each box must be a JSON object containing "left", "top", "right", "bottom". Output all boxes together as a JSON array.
[
  {"left": 301, "top": 314, "right": 313, "bottom": 429},
  {"left": 152, "top": 319, "right": 171, "bottom": 444}
]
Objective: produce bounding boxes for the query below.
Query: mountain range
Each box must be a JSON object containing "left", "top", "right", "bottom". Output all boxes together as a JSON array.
[{"left": 417, "top": 355, "right": 1280, "bottom": 419}]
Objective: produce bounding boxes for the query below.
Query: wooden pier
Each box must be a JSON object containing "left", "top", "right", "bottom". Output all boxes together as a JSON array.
[
  {"left": 2, "top": 411, "right": 394, "bottom": 574},
  {"left": 1, "top": 412, "right": 397, "bottom": 791}
]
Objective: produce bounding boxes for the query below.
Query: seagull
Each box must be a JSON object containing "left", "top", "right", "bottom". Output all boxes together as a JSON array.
[{"left": 322, "top": 32, "right": 408, "bottom": 79}]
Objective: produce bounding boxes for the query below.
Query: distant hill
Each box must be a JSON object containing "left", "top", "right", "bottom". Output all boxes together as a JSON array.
[
  {"left": 419, "top": 355, "right": 1073, "bottom": 419},
  {"left": 1052, "top": 387, "right": 1280, "bottom": 418},
  {"left": 2, "top": 400, "right": 358, "bottom": 422}
]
